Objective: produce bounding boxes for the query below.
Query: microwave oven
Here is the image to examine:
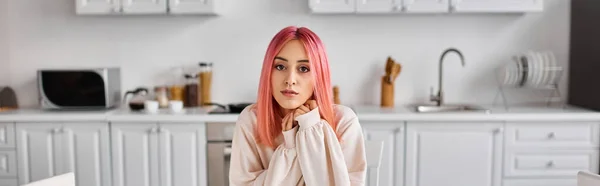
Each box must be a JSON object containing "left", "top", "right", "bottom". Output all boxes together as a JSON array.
[{"left": 37, "top": 68, "right": 122, "bottom": 109}]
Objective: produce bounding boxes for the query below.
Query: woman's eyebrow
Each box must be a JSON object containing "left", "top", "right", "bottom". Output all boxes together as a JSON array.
[
  {"left": 275, "top": 57, "right": 309, "bottom": 63},
  {"left": 275, "top": 56, "right": 288, "bottom": 61}
]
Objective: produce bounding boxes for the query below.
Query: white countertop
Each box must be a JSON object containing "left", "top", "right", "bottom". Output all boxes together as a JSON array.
[
  {"left": 353, "top": 105, "right": 600, "bottom": 121},
  {"left": 1, "top": 104, "right": 600, "bottom": 123}
]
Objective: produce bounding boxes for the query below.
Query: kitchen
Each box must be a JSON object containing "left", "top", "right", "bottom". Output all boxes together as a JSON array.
[{"left": 1, "top": 0, "right": 600, "bottom": 186}]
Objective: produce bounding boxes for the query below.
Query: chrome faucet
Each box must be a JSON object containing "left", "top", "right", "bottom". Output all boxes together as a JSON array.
[{"left": 430, "top": 48, "right": 465, "bottom": 106}]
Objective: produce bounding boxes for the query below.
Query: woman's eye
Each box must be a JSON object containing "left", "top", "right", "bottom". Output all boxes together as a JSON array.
[
  {"left": 299, "top": 66, "right": 310, "bottom": 73},
  {"left": 275, "top": 64, "right": 285, "bottom": 71}
]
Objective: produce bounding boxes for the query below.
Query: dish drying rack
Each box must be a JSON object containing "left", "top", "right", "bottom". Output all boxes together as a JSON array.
[{"left": 493, "top": 54, "right": 565, "bottom": 110}]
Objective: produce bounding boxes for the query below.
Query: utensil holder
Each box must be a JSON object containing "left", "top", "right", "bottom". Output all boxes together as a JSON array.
[{"left": 381, "top": 76, "right": 394, "bottom": 107}]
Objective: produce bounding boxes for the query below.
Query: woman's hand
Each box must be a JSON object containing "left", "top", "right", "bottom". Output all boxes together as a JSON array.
[
  {"left": 293, "top": 100, "right": 317, "bottom": 118},
  {"left": 282, "top": 100, "right": 318, "bottom": 132}
]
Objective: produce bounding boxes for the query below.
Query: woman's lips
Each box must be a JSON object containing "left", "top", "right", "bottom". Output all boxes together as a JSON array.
[{"left": 281, "top": 89, "right": 298, "bottom": 97}]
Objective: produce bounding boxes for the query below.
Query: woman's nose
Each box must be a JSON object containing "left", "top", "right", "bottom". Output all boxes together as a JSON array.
[{"left": 285, "top": 71, "right": 297, "bottom": 85}]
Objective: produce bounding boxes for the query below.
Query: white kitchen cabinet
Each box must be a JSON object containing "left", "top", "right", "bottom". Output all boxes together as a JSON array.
[
  {"left": 451, "top": 0, "right": 543, "bottom": 13},
  {"left": 0, "top": 123, "right": 15, "bottom": 148},
  {"left": 309, "top": 0, "right": 356, "bottom": 13},
  {"left": 502, "top": 179, "right": 576, "bottom": 186},
  {"left": 111, "top": 122, "right": 207, "bottom": 186},
  {"left": 62, "top": 124, "right": 112, "bottom": 186},
  {"left": 356, "top": 0, "right": 399, "bottom": 13},
  {"left": 76, "top": 0, "right": 221, "bottom": 15},
  {"left": 311, "top": 0, "right": 543, "bottom": 14},
  {"left": 76, "top": 0, "right": 119, "bottom": 14},
  {"left": 403, "top": 0, "right": 450, "bottom": 13},
  {"left": 121, "top": 0, "right": 168, "bottom": 14},
  {"left": 0, "top": 178, "right": 18, "bottom": 186},
  {"left": 168, "top": 0, "right": 221, "bottom": 14},
  {"left": 405, "top": 122, "right": 503, "bottom": 186},
  {"left": 16, "top": 122, "right": 111, "bottom": 186},
  {"left": 0, "top": 151, "right": 17, "bottom": 177},
  {"left": 111, "top": 123, "right": 158, "bottom": 186},
  {"left": 16, "top": 123, "right": 62, "bottom": 184},
  {"left": 361, "top": 122, "right": 404, "bottom": 186},
  {"left": 158, "top": 123, "right": 207, "bottom": 186}
]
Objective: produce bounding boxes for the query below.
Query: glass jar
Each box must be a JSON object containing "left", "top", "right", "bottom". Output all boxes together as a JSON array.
[
  {"left": 184, "top": 74, "right": 199, "bottom": 107},
  {"left": 155, "top": 86, "right": 169, "bottom": 108}
]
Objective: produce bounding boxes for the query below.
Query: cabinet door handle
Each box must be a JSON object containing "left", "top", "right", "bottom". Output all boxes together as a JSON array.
[
  {"left": 493, "top": 128, "right": 504, "bottom": 134},
  {"left": 149, "top": 127, "right": 157, "bottom": 133},
  {"left": 546, "top": 161, "right": 555, "bottom": 168},
  {"left": 52, "top": 128, "right": 60, "bottom": 133},
  {"left": 547, "top": 132, "right": 556, "bottom": 139},
  {"left": 450, "top": 0, "right": 460, "bottom": 11}
]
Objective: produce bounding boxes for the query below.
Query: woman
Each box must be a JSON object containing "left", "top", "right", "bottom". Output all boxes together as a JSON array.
[{"left": 229, "top": 26, "right": 367, "bottom": 186}]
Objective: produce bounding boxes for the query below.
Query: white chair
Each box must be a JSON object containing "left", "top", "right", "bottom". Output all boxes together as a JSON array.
[
  {"left": 365, "top": 140, "right": 384, "bottom": 186},
  {"left": 578, "top": 171, "right": 600, "bottom": 186},
  {"left": 21, "top": 172, "right": 75, "bottom": 186}
]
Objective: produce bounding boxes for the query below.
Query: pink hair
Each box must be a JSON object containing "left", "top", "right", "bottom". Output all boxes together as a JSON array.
[{"left": 255, "top": 26, "right": 339, "bottom": 149}]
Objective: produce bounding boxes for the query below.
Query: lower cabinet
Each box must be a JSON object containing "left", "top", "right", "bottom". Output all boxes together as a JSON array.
[
  {"left": 0, "top": 178, "right": 18, "bottom": 186},
  {"left": 361, "top": 122, "right": 405, "bottom": 186},
  {"left": 405, "top": 122, "right": 504, "bottom": 186},
  {"left": 111, "top": 122, "right": 207, "bottom": 186},
  {"left": 15, "top": 122, "right": 111, "bottom": 186},
  {"left": 502, "top": 179, "right": 577, "bottom": 186}
]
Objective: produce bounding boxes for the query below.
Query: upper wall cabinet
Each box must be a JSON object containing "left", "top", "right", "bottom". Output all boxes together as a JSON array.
[
  {"left": 404, "top": 0, "right": 450, "bottom": 13},
  {"left": 451, "top": 0, "right": 543, "bottom": 13},
  {"left": 75, "top": 0, "right": 222, "bottom": 15},
  {"left": 76, "top": 0, "right": 119, "bottom": 14},
  {"left": 310, "top": 0, "right": 543, "bottom": 14},
  {"left": 310, "top": 0, "right": 356, "bottom": 13},
  {"left": 121, "top": 0, "right": 168, "bottom": 14}
]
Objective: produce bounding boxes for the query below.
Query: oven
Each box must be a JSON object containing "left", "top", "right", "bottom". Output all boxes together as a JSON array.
[{"left": 207, "top": 122, "right": 236, "bottom": 186}]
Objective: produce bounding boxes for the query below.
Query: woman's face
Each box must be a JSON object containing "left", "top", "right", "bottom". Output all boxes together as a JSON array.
[{"left": 271, "top": 39, "right": 315, "bottom": 110}]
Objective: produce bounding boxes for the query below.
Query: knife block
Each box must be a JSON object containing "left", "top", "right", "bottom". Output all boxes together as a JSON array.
[{"left": 381, "top": 76, "right": 394, "bottom": 107}]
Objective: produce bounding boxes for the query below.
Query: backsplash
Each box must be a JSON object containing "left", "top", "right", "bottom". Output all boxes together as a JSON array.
[
  {"left": 0, "top": 0, "right": 8, "bottom": 86},
  {"left": 0, "top": 0, "right": 570, "bottom": 108}
]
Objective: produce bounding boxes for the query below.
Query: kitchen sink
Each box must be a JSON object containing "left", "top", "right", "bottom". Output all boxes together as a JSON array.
[{"left": 412, "top": 104, "right": 491, "bottom": 113}]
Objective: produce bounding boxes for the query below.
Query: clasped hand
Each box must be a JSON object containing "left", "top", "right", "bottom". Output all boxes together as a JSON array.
[{"left": 282, "top": 100, "right": 317, "bottom": 132}]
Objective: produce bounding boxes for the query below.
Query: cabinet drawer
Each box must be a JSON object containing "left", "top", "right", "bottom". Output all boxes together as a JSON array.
[
  {"left": 503, "top": 179, "right": 576, "bottom": 186},
  {"left": 504, "top": 150, "right": 598, "bottom": 177},
  {"left": 0, "top": 123, "right": 15, "bottom": 148},
  {"left": 0, "top": 150, "right": 16, "bottom": 177},
  {"left": 0, "top": 178, "right": 18, "bottom": 186},
  {"left": 506, "top": 122, "right": 599, "bottom": 148}
]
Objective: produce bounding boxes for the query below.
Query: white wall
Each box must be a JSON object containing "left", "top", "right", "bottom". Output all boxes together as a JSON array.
[
  {"left": 0, "top": 0, "right": 9, "bottom": 86},
  {"left": 4, "top": 0, "right": 570, "bottom": 108}
]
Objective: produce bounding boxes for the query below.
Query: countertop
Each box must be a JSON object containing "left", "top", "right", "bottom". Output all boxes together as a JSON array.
[
  {"left": 354, "top": 105, "right": 600, "bottom": 121},
  {"left": 1, "top": 104, "right": 600, "bottom": 123}
]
